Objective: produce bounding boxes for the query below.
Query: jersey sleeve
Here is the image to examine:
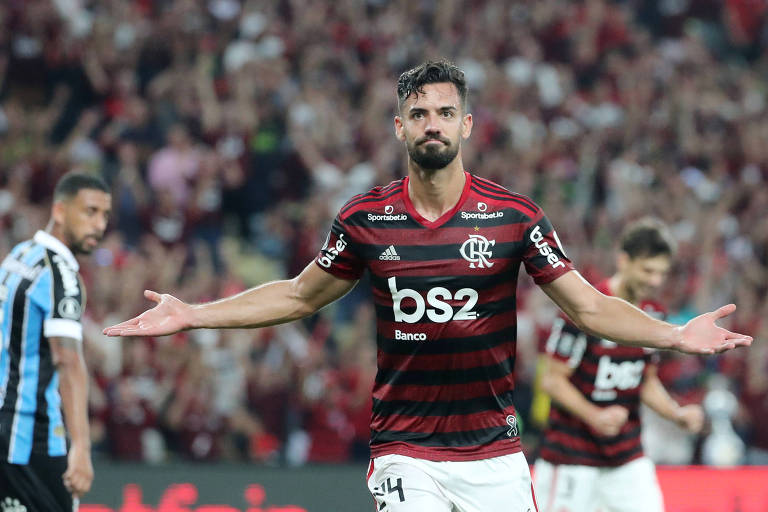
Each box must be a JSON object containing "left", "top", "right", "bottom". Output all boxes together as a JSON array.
[
  {"left": 314, "top": 214, "right": 365, "bottom": 280},
  {"left": 37, "top": 256, "right": 84, "bottom": 342},
  {"left": 522, "top": 210, "right": 574, "bottom": 284},
  {"left": 543, "top": 316, "right": 588, "bottom": 368}
]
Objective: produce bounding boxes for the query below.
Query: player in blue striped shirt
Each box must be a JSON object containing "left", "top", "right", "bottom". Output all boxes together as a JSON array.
[{"left": 0, "top": 172, "right": 111, "bottom": 511}]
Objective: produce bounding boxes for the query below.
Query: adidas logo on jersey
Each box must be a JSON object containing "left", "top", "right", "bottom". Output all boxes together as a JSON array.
[{"left": 379, "top": 246, "right": 400, "bottom": 261}]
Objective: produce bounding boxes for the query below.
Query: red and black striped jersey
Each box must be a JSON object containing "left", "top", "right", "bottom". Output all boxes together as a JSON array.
[
  {"left": 539, "top": 280, "right": 665, "bottom": 467},
  {"left": 315, "top": 172, "right": 574, "bottom": 461}
]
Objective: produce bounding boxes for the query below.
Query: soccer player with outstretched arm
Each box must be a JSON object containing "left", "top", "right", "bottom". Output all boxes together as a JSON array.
[{"left": 104, "top": 61, "right": 750, "bottom": 512}]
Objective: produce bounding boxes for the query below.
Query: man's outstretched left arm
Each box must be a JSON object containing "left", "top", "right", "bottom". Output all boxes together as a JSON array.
[{"left": 540, "top": 271, "right": 753, "bottom": 355}]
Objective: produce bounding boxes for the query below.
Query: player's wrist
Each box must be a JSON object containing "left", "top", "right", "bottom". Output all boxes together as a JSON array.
[
  {"left": 69, "top": 438, "right": 91, "bottom": 451},
  {"left": 672, "top": 405, "right": 687, "bottom": 426},
  {"left": 665, "top": 324, "right": 685, "bottom": 351},
  {"left": 187, "top": 304, "right": 206, "bottom": 329},
  {"left": 582, "top": 404, "right": 604, "bottom": 427}
]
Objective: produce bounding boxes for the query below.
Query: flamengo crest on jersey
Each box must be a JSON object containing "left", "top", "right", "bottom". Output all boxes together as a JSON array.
[
  {"left": 314, "top": 173, "right": 574, "bottom": 462},
  {"left": 459, "top": 234, "right": 495, "bottom": 268}
]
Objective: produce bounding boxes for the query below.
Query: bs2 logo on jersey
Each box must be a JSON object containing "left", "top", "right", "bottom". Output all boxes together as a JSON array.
[
  {"left": 388, "top": 277, "right": 478, "bottom": 324},
  {"left": 592, "top": 356, "right": 645, "bottom": 401}
]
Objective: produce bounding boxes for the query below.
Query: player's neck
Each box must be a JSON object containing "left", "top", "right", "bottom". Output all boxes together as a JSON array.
[
  {"left": 609, "top": 274, "right": 638, "bottom": 305},
  {"left": 46, "top": 220, "right": 67, "bottom": 248},
  {"left": 406, "top": 161, "right": 466, "bottom": 222}
]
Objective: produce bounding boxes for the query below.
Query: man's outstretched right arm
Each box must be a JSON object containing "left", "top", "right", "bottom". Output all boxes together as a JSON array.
[{"left": 103, "top": 262, "right": 357, "bottom": 337}]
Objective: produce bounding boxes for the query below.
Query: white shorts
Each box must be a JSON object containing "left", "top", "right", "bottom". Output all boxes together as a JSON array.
[
  {"left": 532, "top": 457, "right": 664, "bottom": 512},
  {"left": 367, "top": 452, "right": 539, "bottom": 512}
]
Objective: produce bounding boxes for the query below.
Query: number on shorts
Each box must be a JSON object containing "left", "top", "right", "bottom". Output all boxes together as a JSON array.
[{"left": 373, "top": 476, "right": 405, "bottom": 509}]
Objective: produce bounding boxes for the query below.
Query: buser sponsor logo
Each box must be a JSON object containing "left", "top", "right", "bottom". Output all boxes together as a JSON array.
[
  {"left": 317, "top": 233, "right": 348, "bottom": 268},
  {"left": 529, "top": 226, "right": 565, "bottom": 269}
]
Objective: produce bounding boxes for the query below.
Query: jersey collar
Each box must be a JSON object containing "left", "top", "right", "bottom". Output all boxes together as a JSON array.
[
  {"left": 33, "top": 230, "right": 79, "bottom": 271},
  {"left": 403, "top": 171, "right": 472, "bottom": 229}
]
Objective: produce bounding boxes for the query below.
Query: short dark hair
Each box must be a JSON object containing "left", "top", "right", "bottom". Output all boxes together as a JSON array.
[
  {"left": 397, "top": 60, "right": 468, "bottom": 112},
  {"left": 53, "top": 172, "right": 110, "bottom": 201},
  {"left": 620, "top": 217, "right": 676, "bottom": 259}
]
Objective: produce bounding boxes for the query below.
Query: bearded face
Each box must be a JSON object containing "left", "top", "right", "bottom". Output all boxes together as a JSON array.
[
  {"left": 406, "top": 132, "right": 459, "bottom": 170},
  {"left": 55, "top": 189, "right": 112, "bottom": 255},
  {"left": 395, "top": 82, "right": 472, "bottom": 172}
]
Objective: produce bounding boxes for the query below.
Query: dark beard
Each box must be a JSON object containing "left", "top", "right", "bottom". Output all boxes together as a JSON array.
[
  {"left": 69, "top": 239, "right": 94, "bottom": 255},
  {"left": 407, "top": 140, "right": 459, "bottom": 170},
  {"left": 66, "top": 231, "right": 98, "bottom": 255}
]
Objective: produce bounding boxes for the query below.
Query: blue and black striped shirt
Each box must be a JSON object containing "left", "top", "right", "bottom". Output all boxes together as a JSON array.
[{"left": 0, "top": 230, "right": 84, "bottom": 464}]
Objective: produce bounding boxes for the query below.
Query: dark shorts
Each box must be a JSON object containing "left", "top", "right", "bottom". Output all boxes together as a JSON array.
[{"left": 0, "top": 445, "right": 72, "bottom": 512}]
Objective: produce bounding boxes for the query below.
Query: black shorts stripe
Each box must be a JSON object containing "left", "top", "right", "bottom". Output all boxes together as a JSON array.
[
  {"left": 372, "top": 389, "right": 516, "bottom": 417},
  {"left": 374, "top": 355, "right": 515, "bottom": 387}
]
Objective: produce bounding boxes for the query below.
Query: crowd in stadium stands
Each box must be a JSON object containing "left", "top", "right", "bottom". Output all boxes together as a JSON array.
[{"left": 1, "top": 0, "right": 767, "bottom": 466}]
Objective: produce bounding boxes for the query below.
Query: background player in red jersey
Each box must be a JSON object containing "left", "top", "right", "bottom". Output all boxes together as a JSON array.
[
  {"left": 534, "top": 218, "right": 705, "bottom": 512},
  {"left": 104, "top": 61, "right": 750, "bottom": 512}
]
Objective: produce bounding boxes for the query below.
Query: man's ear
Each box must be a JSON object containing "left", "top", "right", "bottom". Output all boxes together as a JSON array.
[
  {"left": 461, "top": 113, "right": 473, "bottom": 140},
  {"left": 52, "top": 200, "right": 66, "bottom": 226},
  {"left": 394, "top": 115, "right": 406, "bottom": 141},
  {"left": 616, "top": 251, "right": 630, "bottom": 273}
]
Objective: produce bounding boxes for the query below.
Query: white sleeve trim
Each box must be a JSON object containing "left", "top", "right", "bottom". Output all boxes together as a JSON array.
[{"left": 44, "top": 318, "right": 83, "bottom": 342}]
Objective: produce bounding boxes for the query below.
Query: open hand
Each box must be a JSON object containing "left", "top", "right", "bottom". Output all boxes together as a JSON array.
[
  {"left": 102, "top": 290, "right": 192, "bottom": 337},
  {"left": 676, "top": 304, "right": 753, "bottom": 355}
]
